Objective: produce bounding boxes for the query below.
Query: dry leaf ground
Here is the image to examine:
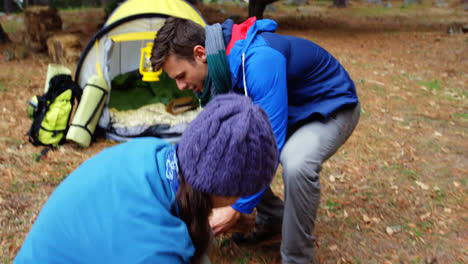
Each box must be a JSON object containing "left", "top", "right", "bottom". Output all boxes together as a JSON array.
[{"left": 1, "top": 1, "right": 467, "bottom": 263}]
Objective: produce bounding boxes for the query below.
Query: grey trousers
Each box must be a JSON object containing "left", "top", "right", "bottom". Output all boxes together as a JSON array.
[{"left": 256, "top": 103, "right": 361, "bottom": 264}]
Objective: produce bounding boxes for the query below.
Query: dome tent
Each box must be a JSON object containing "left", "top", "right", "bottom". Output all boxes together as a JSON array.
[{"left": 72, "top": 0, "right": 206, "bottom": 144}]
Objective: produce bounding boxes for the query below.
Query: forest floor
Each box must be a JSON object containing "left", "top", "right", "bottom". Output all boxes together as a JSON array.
[{"left": 0, "top": 1, "right": 467, "bottom": 263}]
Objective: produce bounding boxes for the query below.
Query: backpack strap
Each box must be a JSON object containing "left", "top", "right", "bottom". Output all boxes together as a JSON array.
[
  {"left": 47, "top": 75, "right": 82, "bottom": 104},
  {"left": 28, "top": 95, "right": 48, "bottom": 146}
]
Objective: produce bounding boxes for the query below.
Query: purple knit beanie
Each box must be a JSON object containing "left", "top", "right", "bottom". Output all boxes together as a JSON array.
[{"left": 178, "top": 93, "right": 278, "bottom": 197}]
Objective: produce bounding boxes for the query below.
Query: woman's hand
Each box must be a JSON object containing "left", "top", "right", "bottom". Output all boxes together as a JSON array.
[{"left": 209, "top": 206, "right": 241, "bottom": 236}]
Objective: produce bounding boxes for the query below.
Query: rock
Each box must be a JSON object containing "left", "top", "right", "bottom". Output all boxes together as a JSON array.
[
  {"left": 446, "top": 23, "right": 468, "bottom": 35},
  {"left": 382, "top": 2, "right": 392, "bottom": 8},
  {"left": 287, "top": 0, "right": 308, "bottom": 5},
  {"left": 365, "top": 0, "right": 382, "bottom": 5},
  {"left": 265, "top": 4, "right": 278, "bottom": 12},
  {"left": 46, "top": 33, "right": 82, "bottom": 65},
  {"left": 329, "top": 244, "right": 338, "bottom": 251},
  {"left": 434, "top": 0, "right": 448, "bottom": 7},
  {"left": 404, "top": 0, "right": 421, "bottom": 4},
  {"left": 386, "top": 225, "right": 402, "bottom": 235},
  {"left": 24, "top": 6, "right": 62, "bottom": 52}
]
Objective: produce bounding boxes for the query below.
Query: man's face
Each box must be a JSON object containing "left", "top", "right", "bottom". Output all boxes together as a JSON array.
[{"left": 163, "top": 45, "right": 208, "bottom": 93}]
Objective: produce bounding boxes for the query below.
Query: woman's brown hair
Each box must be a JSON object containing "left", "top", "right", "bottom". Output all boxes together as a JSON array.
[{"left": 173, "top": 172, "right": 213, "bottom": 264}]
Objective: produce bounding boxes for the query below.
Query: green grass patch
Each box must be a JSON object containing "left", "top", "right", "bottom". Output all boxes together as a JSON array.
[
  {"left": 424, "top": 139, "right": 440, "bottom": 153},
  {"left": 452, "top": 112, "right": 468, "bottom": 122},
  {"left": 370, "top": 85, "right": 386, "bottom": 96},
  {"left": 24, "top": 182, "right": 38, "bottom": 193},
  {"left": 419, "top": 79, "right": 441, "bottom": 90},
  {"left": 8, "top": 181, "right": 20, "bottom": 193},
  {"left": 399, "top": 3, "right": 428, "bottom": 13},
  {"left": 31, "top": 152, "right": 42, "bottom": 162},
  {"left": 3, "top": 49, "right": 15, "bottom": 62},
  {"left": 59, "top": 6, "right": 97, "bottom": 12},
  {"left": 432, "top": 189, "right": 445, "bottom": 201},
  {"left": 410, "top": 256, "right": 422, "bottom": 264},
  {"left": 344, "top": 216, "right": 359, "bottom": 227},
  {"left": 411, "top": 227, "right": 423, "bottom": 238},
  {"left": 420, "top": 220, "right": 433, "bottom": 231},
  {"left": 6, "top": 137, "right": 23, "bottom": 146},
  {"left": 0, "top": 81, "right": 7, "bottom": 92},
  {"left": 1, "top": 19, "right": 24, "bottom": 34},
  {"left": 460, "top": 178, "right": 467, "bottom": 186},
  {"left": 325, "top": 200, "right": 340, "bottom": 211},
  {"left": 360, "top": 63, "right": 374, "bottom": 69},
  {"left": 402, "top": 169, "right": 417, "bottom": 180},
  {"left": 354, "top": 6, "right": 392, "bottom": 17},
  {"left": 439, "top": 167, "right": 450, "bottom": 177}
]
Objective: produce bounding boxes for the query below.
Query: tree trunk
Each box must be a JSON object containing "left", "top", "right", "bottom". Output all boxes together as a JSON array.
[
  {"left": 333, "top": 0, "right": 347, "bottom": 8},
  {"left": 0, "top": 24, "right": 11, "bottom": 44},
  {"left": 248, "top": 0, "right": 278, "bottom": 19},
  {"left": 185, "top": 0, "right": 203, "bottom": 4},
  {"left": 3, "top": 0, "right": 16, "bottom": 13}
]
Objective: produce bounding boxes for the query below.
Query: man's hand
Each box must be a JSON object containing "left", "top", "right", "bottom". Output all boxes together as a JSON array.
[{"left": 209, "top": 206, "right": 241, "bottom": 236}]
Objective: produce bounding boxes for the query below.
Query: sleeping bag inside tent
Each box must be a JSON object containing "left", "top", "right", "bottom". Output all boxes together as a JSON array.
[{"left": 73, "top": 0, "right": 206, "bottom": 143}]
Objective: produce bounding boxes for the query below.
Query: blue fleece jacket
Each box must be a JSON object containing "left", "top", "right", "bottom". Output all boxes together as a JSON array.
[
  {"left": 14, "top": 138, "right": 194, "bottom": 264},
  {"left": 223, "top": 19, "right": 359, "bottom": 213}
]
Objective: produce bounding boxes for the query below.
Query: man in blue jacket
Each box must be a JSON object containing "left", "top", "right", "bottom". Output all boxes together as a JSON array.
[{"left": 151, "top": 17, "right": 360, "bottom": 263}]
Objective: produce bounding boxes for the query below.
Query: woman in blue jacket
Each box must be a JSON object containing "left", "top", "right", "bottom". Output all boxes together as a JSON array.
[
  {"left": 151, "top": 17, "right": 360, "bottom": 263},
  {"left": 14, "top": 94, "right": 278, "bottom": 264}
]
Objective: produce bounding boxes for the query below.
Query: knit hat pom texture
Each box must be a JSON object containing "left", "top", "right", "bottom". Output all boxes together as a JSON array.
[{"left": 178, "top": 93, "right": 278, "bottom": 197}]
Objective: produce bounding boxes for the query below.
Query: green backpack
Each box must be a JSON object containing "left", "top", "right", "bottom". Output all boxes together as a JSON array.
[{"left": 28, "top": 75, "right": 82, "bottom": 148}]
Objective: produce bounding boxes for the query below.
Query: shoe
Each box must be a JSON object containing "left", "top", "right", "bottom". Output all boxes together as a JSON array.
[{"left": 232, "top": 221, "right": 282, "bottom": 246}]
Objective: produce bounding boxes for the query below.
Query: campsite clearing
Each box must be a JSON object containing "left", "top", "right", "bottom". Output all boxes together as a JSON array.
[{"left": 1, "top": 1, "right": 467, "bottom": 263}]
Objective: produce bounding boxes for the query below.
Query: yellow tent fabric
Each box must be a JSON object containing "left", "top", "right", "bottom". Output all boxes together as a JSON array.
[
  {"left": 109, "top": 32, "right": 157, "bottom": 42},
  {"left": 106, "top": 0, "right": 206, "bottom": 27}
]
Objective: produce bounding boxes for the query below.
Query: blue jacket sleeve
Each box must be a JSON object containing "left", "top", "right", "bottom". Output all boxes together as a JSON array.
[
  {"left": 232, "top": 186, "right": 269, "bottom": 213},
  {"left": 232, "top": 46, "right": 288, "bottom": 214},
  {"left": 14, "top": 139, "right": 193, "bottom": 264}
]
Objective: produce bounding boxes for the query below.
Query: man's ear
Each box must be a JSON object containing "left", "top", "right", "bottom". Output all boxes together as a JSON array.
[{"left": 193, "top": 45, "right": 207, "bottom": 63}]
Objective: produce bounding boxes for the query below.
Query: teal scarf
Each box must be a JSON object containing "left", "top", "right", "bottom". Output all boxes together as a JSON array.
[{"left": 199, "top": 23, "right": 231, "bottom": 107}]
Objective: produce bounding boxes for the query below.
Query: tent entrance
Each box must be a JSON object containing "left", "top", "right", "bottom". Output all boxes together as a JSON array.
[
  {"left": 108, "top": 70, "right": 197, "bottom": 111},
  {"left": 107, "top": 70, "right": 200, "bottom": 139}
]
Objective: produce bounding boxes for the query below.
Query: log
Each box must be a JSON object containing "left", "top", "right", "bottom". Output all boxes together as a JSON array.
[
  {"left": 24, "top": 6, "right": 62, "bottom": 51},
  {"left": 46, "top": 33, "right": 82, "bottom": 65}
]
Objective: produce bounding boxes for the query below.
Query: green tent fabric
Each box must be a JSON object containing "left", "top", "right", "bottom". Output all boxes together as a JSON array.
[{"left": 108, "top": 71, "right": 198, "bottom": 111}]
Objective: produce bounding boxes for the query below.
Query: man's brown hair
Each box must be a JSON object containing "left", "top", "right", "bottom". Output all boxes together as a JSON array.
[{"left": 151, "top": 17, "right": 205, "bottom": 70}]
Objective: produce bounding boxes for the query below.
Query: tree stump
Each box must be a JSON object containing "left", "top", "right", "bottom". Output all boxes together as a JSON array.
[
  {"left": 248, "top": 0, "right": 278, "bottom": 19},
  {"left": 46, "top": 33, "right": 82, "bottom": 65},
  {"left": 24, "top": 6, "right": 62, "bottom": 51}
]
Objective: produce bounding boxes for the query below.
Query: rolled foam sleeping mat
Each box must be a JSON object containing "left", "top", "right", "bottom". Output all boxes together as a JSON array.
[{"left": 66, "top": 75, "right": 108, "bottom": 148}]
